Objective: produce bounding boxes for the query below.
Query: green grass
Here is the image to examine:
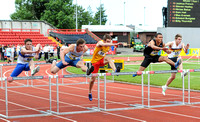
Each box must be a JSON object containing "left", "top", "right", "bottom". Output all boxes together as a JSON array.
[{"left": 67, "top": 62, "right": 200, "bottom": 90}]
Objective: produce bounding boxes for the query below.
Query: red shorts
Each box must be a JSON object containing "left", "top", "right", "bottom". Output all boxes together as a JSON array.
[{"left": 92, "top": 58, "right": 105, "bottom": 73}]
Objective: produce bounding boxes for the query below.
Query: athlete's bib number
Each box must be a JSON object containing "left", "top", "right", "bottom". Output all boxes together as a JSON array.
[
  {"left": 24, "top": 58, "right": 32, "bottom": 62},
  {"left": 69, "top": 55, "right": 76, "bottom": 60},
  {"left": 98, "top": 51, "right": 105, "bottom": 56},
  {"left": 150, "top": 51, "right": 159, "bottom": 56},
  {"left": 173, "top": 51, "right": 180, "bottom": 57}
]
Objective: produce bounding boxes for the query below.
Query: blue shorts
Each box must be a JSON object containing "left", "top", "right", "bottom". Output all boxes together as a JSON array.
[
  {"left": 56, "top": 56, "right": 80, "bottom": 69},
  {"left": 10, "top": 63, "right": 30, "bottom": 77}
]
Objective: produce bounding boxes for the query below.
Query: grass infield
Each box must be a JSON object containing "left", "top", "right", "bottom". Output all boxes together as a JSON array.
[{"left": 67, "top": 62, "right": 200, "bottom": 90}]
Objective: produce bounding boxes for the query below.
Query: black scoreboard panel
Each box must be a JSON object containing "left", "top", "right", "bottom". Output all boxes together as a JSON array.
[{"left": 167, "top": 0, "right": 200, "bottom": 27}]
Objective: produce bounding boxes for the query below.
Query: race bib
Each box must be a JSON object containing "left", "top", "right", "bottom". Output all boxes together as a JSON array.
[
  {"left": 98, "top": 51, "right": 105, "bottom": 56},
  {"left": 69, "top": 55, "right": 76, "bottom": 60},
  {"left": 150, "top": 51, "right": 159, "bottom": 56}
]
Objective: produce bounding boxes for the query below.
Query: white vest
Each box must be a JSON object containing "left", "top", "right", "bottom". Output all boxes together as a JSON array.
[
  {"left": 168, "top": 41, "right": 182, "bottom": 58},
  {"left": 17, "top": 46, "right": 36, "bottom": 64},
  {"left": 66, "top": 45, "right": 83, "bottom": 60}
]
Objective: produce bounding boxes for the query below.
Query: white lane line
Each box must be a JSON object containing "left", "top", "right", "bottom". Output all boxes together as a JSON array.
[
  {"left": 1, "top": 65, "right": 198, "bottom": 121},
  {"left": 102, "top": 111, "right": 146, "bottom": 122},
  {"left": 0, "top": 118, "right": 10, "bottom": 122},
  {"left": 150, "top": 108, "right": 200, "bottom": 120},
  {"left": 3, "top": 69, "right": 13, "bottom": 77},
  {"left": 4, "top": 68, "right": 144, "bottom": 121},
  {"left": 0, "top": 98, "right": 76, "bottom": 122}
]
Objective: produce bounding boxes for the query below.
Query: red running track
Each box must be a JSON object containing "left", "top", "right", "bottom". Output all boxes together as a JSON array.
[{"left": 0, "top": 62, "right": 200, "bottom": 122}]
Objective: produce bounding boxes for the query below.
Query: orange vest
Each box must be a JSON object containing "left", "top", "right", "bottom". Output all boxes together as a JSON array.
[{"left": 91, "top": 40, "right": 110, "bottom": 63}]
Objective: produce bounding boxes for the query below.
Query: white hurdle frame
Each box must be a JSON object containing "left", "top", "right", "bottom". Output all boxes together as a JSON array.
[
  {"left": 147, "top": 69, "right": 187, "bottom": 108},
  {"left": 0, "top": 63, "right": 51, "bottom": 88},
  {"left": 0, "top": 69, "right": 200, "bottom": 118},
  {"left": 48, "top": 73, "right": 101, "bottom": 115},
  {"left": 100, "top": 71, "right": 145, "bottom": 111},
  {"left": 188, "top": 69, "right": 200, "bottom": 105},
  {"left": 0, "top": 75, "right": 52, "bottom": 119}
]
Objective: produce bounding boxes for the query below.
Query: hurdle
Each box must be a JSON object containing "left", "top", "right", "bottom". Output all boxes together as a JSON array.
[
  {"left": 1, "top": 69, "right": 199, "bottom": 118},
  {"left": 48, "top": 73, "right": 101, "bottom": 115},
  {"left": 0, "top": 62, "right": 61, "bottom": 88},
  {"left": 0, "top": 75, "right": 52, "bottom": 119},
  {"left": 99, "top": 71, "right": 145, "bottom": 111},
  {"left": 146, "top": 69, "right": 188, "bottom": 108},
  {"left": 187, "top": 69, "right": 200, "bottom": 105}
]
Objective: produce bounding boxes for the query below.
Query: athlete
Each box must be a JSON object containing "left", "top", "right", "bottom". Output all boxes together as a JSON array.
[
  {"left": 49, "top": 38, "right": 94, "bottom": 75},
  {"left": 8, "top": 39, "right": 41, "bottom": 83},
  {"left": 162, "top": 34, "right": 189, "bottom": 95},
  {"left": 132, "top": 33, "right": 182, "bottom": 77},
  {"left": 88, "top": 34, "right": 121, "bottom": 101}
]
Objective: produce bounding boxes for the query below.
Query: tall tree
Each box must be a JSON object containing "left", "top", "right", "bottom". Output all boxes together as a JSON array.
[
  {"left": 11, "top": 0, "right": 48, "bottom": 20},
  {"left": 40, "top": 0, "right": 75, "bottom": 29},
  {"left": 92, "top": 4, "right": 107, "bottom": 25},
  {"left": 10, "top": 0, "right": 108, "bottom": 29},
  {"left": 76, "top": 6, "right": 93, "bottom": 29}
]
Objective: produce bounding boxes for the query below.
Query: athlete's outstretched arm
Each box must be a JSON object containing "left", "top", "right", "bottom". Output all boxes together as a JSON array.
[
  {"left": 21, "top": 48, "right": 39, "bottom": 55},
  {"left": 182, "top": 43, "right": 189, "bottom": 54},
  {"left": 97, "top": 41, "right": 121, "bottom": 47},
  {"left": 60, "top": 44, "right": 74, "bottom": 65},
  {"left": 148, "top": 40, "right": 167, "bottom": 50}
]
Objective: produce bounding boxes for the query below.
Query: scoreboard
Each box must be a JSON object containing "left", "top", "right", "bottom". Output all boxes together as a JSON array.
[{"left": 167, "top": 0, "right": 200, "bottom": 27}]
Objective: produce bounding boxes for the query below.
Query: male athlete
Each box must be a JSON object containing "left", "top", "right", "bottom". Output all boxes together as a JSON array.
[
  {"left": 162, "top": 34, "right": 189, "bottom": 95},
  {"left": 8, "top": 39, "right": 41, "bottom": 82},
  {"left": 88, "top": 34, "right": 121, "bottom": 101},
  {"left": 49, "top": 38, "right": 94, "bottom": 75},
  {"left": 133, "top": 33, "right": 182, "bottom": 77}
]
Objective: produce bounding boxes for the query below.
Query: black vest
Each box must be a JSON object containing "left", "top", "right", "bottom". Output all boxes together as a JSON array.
[{"left": 144, "top": 39, "right": 163, "bottom": 56}]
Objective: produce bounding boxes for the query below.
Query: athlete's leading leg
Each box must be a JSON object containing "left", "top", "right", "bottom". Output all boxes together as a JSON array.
[
  {"left": 159, "top": 56, "right": 182, "bottom": 68},
  {"left": 30, "top": 60, "right": 40, "bottom": 76}
]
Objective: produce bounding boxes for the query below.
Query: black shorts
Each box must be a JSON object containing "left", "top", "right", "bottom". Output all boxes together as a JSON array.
[
  {"left": 169, "top": 57, "right": 178, "bottom": 70},
  {"left": 141, "top": 55, "right": 161, "bottom": 68}
]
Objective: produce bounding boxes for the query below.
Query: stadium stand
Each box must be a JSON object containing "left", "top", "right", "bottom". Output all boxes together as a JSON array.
[
  {"left": 0, "top": 29, "right": 56, "bottom": 46},
  {"left": 48, "top": 29, "right": 100, "bottom": 46}
]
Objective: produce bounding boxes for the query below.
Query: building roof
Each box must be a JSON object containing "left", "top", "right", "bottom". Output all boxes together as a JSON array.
[
  {"left": 135, "top": 26, "right": 158, "bottom": 33},
  {"left": 82, "top": 25, "right": 134, "bottom": 32}
]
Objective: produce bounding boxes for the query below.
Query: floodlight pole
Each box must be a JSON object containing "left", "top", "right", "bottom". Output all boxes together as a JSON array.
[
  {"left": 124, "top": 1, "right": 126, "bottom": 26},
  {"left": 144, "top": 6, "right": 146, "bottom": 26},
  {"left": 100, "top": 0, "right": 102, "bottom": 25},
  {"left": 76, "top": 0, "right": 78, "bottom": 31}
]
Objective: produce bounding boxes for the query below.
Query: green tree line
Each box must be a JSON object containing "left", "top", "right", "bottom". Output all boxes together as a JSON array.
[{"left": 11, "top": 0, "right": 107, "bottom": 29}]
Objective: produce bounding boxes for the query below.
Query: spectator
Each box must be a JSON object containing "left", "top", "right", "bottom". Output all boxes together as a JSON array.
[
  {"left": 10, "top": 45, "right": 15, "bottom": 63},
  {"left": 43, "top": 44, "right": 49, "bottom": 60},
  {"left": 49, "top": 44, "right": 54, "bottom": 57},
  {"left": 17, "top": 44, "right": 21, "bottom": 55},
  {"left": 6, "top": 45, "right": 12, "bottom": 63},
  {"left": 1, "top": 45, "right": 5, "bottom": 61},
  {"left": 38, "top": 45, "right": 43, "bottom": 61},
  {"left": 56, "top": 44, "right": 61, "bottom": 59},
  {"left": 61, "top": 43, "right": 68, "bottom": 52},
  {"left": 0, "top": 45, "right": 2, "bottom": 60}
]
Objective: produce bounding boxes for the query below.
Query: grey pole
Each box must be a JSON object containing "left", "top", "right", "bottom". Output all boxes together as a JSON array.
[
  {"left": 76, "top": 0, "right": 78, "bottom": 30},
  {"left": 100, "top": 0, "right": 101, "bottom": 25}
]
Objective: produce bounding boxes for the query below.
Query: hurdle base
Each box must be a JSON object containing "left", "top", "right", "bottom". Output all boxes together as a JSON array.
[
  {"left": 190, "top": 102, "right": 200, "bottom": 105},
  {"left": 129, "top": 104, "right": 148, "bottom": 108},
  {"left": 168, "top": 101, "right": 188, "bottom": 105},
  {"left": 47, "top": 109, "right": 100, "bottom": 115},
  {"left": 0, "top": 112, "right": 52, "bottom": 119}
]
